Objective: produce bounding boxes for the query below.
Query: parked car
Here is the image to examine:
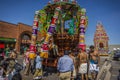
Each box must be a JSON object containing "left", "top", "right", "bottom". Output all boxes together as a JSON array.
[{"left": 113, "top": 50, "right": 120, "bottom": 60}]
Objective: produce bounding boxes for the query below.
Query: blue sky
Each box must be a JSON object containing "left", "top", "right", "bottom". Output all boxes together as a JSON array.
[{"left": 0, "top": 0, "right": 120, "bottom": 45}]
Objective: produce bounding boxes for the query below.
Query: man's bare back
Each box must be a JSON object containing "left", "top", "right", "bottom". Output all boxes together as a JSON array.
[
  {"left": 78, "top": 50, "right": 88, "bottom": 80},
  {"left": 78, "top": 52, "right": 88, "bottom": 63}
]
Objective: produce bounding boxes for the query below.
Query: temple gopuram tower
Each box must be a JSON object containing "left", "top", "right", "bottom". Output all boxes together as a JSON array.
[{"left": 94, "top": 22, "right": 109, "bottom": 55}]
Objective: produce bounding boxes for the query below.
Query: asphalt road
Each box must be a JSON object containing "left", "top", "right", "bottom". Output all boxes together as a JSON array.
[
  {"left": 99, "top": 56, "right": 120, "bottom": 80},
  {"left": 111, "top": 60, "right": 120, "bottom": 80},
  {"left": 17, "top": 55, "right": 59, "bottom": 80}
]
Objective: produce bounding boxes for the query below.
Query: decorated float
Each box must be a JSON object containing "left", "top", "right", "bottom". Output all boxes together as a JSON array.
[{"left": 29, "top": 0, "right": 88, "bottom": 67}]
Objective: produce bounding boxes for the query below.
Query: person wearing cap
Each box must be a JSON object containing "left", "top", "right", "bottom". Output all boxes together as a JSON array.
[
  {"left": 57, "top": 50, "right": 74, "bottom": 80},
  {"left": 89, "top": 45, "right": 100, "bottom": 80},
  {"left": 78, "top": 48, "right": 88, "bottom": 80}
]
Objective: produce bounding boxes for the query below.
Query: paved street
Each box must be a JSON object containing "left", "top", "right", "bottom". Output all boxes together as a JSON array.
[
  {"left": 17, "top": 55, "right": 120, "bottom": 80},
  {"left": 17, "top": 55, "right": 59, "bottom": 80},
  {"left": 96, "top": 56, "right": 120, "bottom": 80},
  {"left": 99, "top": 56, "right": 120, "bottom": 80},
  {"left": 111, "top": 60, "right": 120, "bottom": 80}
]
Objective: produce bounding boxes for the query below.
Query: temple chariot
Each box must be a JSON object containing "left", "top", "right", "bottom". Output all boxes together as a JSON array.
[{"left": 29, "top": 0, "right": 88, "bottom": 67}]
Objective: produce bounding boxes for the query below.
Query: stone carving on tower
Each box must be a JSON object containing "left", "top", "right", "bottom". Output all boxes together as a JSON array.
[{"left": 94, "top": 22, "right": 109, "bottom": 55}]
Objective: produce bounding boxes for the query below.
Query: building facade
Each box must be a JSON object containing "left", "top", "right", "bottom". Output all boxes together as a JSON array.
[{"left": 0, "top": 20, "right": 41, "bottom": 53}]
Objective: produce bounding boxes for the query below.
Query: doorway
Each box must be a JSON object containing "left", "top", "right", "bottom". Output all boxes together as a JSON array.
[{"left": 20, "top": 33, "right": 31, "bottom": 54}]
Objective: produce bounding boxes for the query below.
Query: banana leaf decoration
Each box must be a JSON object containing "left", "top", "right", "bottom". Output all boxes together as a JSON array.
[
  {"left": 39, "top": 22, "right": 44, "bottom": 33},
  {"left": 46, "top": 21, "right": 50, "bottom": 32},
  {"left": 81, "top": 8, "right": 86, "bottom": 16},
  {"left": 77, "top": 9, "right": 81, "bottom": 23},
  {"left": 62, "top": 13, "right": 66, "bottom": 18},
  {"left": 76, "top": 9, "right": 81, "bottom": 32},
  {"left": 85, "top": 16, "right": 88, "bottom": 28},
  {"left": 38, "top": 10, "right": 47, "bottom": 33}
]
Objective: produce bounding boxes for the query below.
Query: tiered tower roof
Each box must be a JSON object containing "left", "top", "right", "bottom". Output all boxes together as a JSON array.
[{"left": 94, "top": 22, "right": 109, "bottom": 41}]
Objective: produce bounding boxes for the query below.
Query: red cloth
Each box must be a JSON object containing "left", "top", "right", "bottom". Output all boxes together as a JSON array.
[
  {"left": 0, "top": 43, "right": 4, "bottom": 48},
  {"left": 42, "top": 43, "right": 49, "bottom": 52},
  {"left": 30, "top": 45, "right": 36, "bottom": 53},
  {"left": 51, "top": 18, "right": 57, "bottom": 24},
  {"left": 33, "top": 20, "right": 38, "bottom": 27},
  {"left": 78, "top": 44, "right": 86, "bottom": 51}
]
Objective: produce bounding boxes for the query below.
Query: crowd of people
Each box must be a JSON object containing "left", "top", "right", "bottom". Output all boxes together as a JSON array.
[
  {"left": 0, "top": 48, "right": 22, "bottom": 80},
  {"left": 57, "top": 45, "right": 100, "bottom": 80},
  {"left": 0, "top": 45, "right": 100, "bottom": 80}
]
